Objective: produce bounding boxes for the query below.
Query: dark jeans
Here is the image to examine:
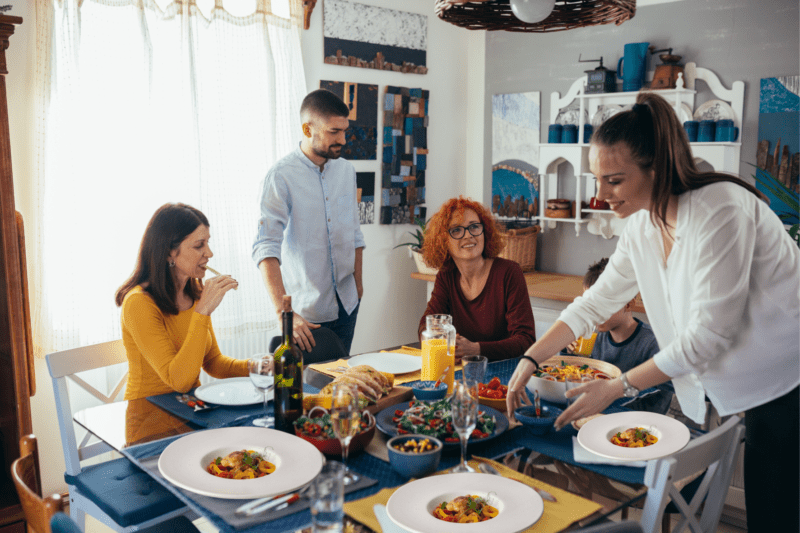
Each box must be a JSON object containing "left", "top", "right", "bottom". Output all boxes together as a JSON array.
[
  {"left": 318, "top": 294, "right": 360, "bottom": 355},
  {"left": 744, "top": 385, "right": 799, "bottom": 533}
]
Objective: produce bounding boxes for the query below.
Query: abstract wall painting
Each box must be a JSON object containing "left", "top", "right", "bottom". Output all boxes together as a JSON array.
[
  {"left": 320, "top": 80, "right": 378, "bottom": 160},
  {"left": 491, "top": 92, "right": 540, "bottom": 223},
  {"left": 323, "top": 0, "right": 427, "bottom": 74},
  {"left": 757, "top": 76, "right": 799, "bottom": 225},
  {"left": 357, "top": 172, "right": 375, "bottom": 225},
  {"left": 380, "top": 86, "right": 428, "bottom": 225}
]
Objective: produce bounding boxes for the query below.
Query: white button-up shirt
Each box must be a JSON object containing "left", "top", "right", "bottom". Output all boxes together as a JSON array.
[
  {"left": 559, "top": 182, "right": 800, "bottom": 423},
  {"left": 252, "top": 146, "right": 365, "bottom": 323}
]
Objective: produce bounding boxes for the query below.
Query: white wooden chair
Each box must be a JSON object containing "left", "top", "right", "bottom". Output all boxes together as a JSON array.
[
  {"left": 46, "top": 340, "right": 190, "bottom": 532},
  {"left": 639, "top": 415, "right": 745, "bottom": 533}
]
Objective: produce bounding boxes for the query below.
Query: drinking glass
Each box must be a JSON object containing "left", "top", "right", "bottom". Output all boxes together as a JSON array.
[
  {"left": 461, "top": 355, "right": 487, "bottom": 384},
  {"left": 248, "top": 354, "right": 274, "bottom": 427},
  {"left": 565, "top": 374, "right": 590, "bottom": 407},
  {"left": 308, "top": 461, "right": 345, "bottom": 533},
  {"left": 330, "top": 382, "right": 361, "bottom": 485},
  {"left": 450, "top": 379, "right": 478, "bottom": 473}
]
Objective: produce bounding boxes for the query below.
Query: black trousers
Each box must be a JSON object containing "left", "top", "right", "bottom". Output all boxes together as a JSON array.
[{"left": 744, "top": 385, "right": 799, "bottom": 533}]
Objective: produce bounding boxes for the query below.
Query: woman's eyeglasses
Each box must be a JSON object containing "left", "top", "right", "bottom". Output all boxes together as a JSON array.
[{"left": 448, "top": 223, "right": 484, "bottom": 239}]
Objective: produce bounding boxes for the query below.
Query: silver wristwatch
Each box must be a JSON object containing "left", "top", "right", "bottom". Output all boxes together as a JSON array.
[{"left": 619, "top": 372, "right": 640, "bottom": 398}]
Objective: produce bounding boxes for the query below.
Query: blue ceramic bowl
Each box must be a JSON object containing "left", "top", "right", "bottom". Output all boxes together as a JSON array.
[
  {"left": 386, "top": 435, "right": 443, "bottom": 478},
  {"left": 515, "top": 405, "right": 563, "bottom": 435},
  {"left": 411, "top": 381, "right": 448, "bottom": 401}
]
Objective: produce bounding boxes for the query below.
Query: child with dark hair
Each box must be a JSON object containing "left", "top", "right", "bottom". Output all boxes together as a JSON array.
[{"left": 568, "top": 258, "right": 673, "bottom": 414}]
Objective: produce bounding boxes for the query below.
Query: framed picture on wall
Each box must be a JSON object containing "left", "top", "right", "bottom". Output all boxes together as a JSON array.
[{"left": 492, "top": 92, "right": 540, "bottom": 225}]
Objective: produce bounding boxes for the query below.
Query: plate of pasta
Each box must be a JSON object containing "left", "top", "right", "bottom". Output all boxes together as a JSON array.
[
  {"left": 157, "top": 427, "right": 324, "bottom": 499},
  {"left": 386, "top": 473, "right": 543, "bottom": 533},
  {"left": 577, "top": 411, "right": 690, "bottom": 462}
]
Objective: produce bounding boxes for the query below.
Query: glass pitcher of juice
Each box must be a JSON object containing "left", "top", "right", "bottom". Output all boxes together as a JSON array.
[{"left": 421, "top": 314, "right": 456, "bottom": 393}]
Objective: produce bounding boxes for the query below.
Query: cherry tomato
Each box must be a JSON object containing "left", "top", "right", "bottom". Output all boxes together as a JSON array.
[
  {"left": 187, "top": 401, "right": 196, "bottom": 407},
  {"left": 395, "top": 410, "right": 405, "bottom": 417},
  {"left": 196, "top": 400, "right": 205, "bottom": 407},
  {"left": 445, "top": 437, "right": 459, "bottom": 443},
  {"left": 397, "top": 428, "right": 409, "bottom": 435},
  {"left": 487, "top": 377, "right": 502, "bottom": 390}
]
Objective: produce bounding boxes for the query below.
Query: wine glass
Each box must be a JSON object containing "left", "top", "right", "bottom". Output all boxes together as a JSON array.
[
  {"left": 450, "top": 379, "right": 479, "bottom": 473},
  {"left": 248, "top": 354, "right": 274, "bottom": 427},
  {"left": 330, "top": 382, "right": 361, "bottom": 486}
]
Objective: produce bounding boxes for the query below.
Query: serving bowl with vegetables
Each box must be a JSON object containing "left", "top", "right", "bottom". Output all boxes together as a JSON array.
[
  {"left": 293, "top": 406, "right": 376, "bottom": 455},
  {"left": 525, "top": 356, "right": 620, "bottom": 405}
]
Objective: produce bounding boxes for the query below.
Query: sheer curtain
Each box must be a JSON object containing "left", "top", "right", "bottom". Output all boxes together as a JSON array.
[{"left": 31, "top": 0, "right": 306, "bottom": 357}]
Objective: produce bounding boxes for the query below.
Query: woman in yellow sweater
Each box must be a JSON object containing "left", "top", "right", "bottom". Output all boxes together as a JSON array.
[{"left": 115, "top": 203, "right": 250, "bottom": 400}]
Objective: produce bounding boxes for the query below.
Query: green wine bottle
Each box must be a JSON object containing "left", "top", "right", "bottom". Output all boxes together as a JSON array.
[{"left": 273, "top": 295, "right": 303, "bottom": 433}]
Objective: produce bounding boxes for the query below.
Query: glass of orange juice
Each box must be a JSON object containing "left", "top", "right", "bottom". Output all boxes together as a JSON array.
[
  {"left": 421, "top": 315, "right": 456, "bottom": 393},
  {"left": 574, "top": 331, "right": 597, "bottom": 356}
]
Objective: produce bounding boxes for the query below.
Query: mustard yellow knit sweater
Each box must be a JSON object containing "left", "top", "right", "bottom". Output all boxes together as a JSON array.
[{"left": 121, "top": 286, "right": 248, "bottom": 400}]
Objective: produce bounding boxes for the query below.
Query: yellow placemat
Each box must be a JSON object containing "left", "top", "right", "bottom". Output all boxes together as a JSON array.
[{"left": 344, "top": 457, "right": 603, "bottom": 533}]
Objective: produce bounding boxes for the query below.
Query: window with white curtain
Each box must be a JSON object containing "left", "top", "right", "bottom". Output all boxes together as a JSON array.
[{"left": 32, "top": 0, "right": 305, "bottom": 359}]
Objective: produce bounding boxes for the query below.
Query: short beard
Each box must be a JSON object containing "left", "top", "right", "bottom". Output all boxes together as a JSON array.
[{"left": 314, "top": 145, "right": 343, "bottom": 160}]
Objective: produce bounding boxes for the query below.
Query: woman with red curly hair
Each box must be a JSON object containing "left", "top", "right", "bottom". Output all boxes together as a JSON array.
[{"left": 417, "top": 197, "right": 536, "bottom": 361}]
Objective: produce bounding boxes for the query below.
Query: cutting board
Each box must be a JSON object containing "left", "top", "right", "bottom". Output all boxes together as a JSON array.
[{"left": 366, "top": 386, "right": 413, "bottom": 415}]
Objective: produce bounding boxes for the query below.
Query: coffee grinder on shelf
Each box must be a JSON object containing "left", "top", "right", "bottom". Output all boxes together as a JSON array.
[
  {"left": 579, "top": 54, "right": 617, "bottom": 94},
  {"left": 649, "top": 46, "right": 684, "bottom": 89}
]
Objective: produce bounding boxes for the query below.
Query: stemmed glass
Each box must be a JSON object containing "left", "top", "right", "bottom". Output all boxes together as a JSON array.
[
  {"left": 450, "top": 379, "right": 479, "bottom": 473},
  {"left": 248, "top": 354, "right": 274, "bottom": 427},
  {"left": 330, "top": 382, "right": 361, "bottom": 486}
]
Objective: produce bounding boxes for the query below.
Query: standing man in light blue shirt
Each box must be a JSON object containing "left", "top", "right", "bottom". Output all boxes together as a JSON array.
[{"left": 253, "top": 90, "right": 365, "bottom": 354}]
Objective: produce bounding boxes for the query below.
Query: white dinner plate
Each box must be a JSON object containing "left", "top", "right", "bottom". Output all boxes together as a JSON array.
[
  {"left": 386, "top": 473, "right": 543, "bottom": 533},
  {"left": 347, "top": 352, "right": 422, "bottom": 374},
  {"left": 693, "top": 99, "right": 735, "bottom": 122},
  {"left": 195, "top": 377, "right": 269, "bottom": 406},
  {"left": 577, "top": 411, "right": 690, "bottom": 462},
  {"left": 157, "top": 427, "right": 323, "bottom": 499}
]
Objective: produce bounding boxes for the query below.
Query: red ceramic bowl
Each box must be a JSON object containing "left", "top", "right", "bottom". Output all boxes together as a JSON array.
[{"left": 294, "top": 407, "right": 376, "bottom": 456}]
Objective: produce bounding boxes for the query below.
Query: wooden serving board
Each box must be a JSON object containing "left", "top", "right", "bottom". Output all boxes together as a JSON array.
[{"left": 366, "top": 386, "right": 413, "bottom": 415}]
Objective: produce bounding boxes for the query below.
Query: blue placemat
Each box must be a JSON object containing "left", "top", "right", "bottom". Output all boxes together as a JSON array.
[{"left": 146, "top": 383, "right": 321, "bottom": 428}]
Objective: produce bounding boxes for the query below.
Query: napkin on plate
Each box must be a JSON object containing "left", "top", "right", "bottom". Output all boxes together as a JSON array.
[
  {"left": 571, "top": 436, "right": 647, "bottom": 467},
  {"left": 344, "top": 458, "right": 602, "bottom": 533}
]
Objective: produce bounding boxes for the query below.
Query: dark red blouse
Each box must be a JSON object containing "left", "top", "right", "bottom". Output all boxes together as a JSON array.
[{"left": 418, "top": 258, "right": 537, "bottom": 361}]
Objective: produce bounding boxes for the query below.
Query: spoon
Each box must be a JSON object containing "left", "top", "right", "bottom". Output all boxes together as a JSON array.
[{"left": 477, "top": 462, "right": 557, "bottom": 503}]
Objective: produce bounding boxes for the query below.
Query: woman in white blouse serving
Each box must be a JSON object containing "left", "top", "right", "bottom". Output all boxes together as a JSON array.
[{"left": 506, "top": 92, "right": 799, "bottom": 533}]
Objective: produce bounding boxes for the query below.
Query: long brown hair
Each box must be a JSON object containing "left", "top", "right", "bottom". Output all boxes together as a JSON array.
[
  {"left": 422, "top": 196, "right": 504, "bottom": 270},
  {"left": 592, "top": 92, "right": 764, "bottom": 229},
  {"left": 115, "top": 203, "right": 209, "bottom": 314}
]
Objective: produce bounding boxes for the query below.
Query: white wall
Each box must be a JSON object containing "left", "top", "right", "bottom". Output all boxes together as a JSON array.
[{"left": 300, "top": 0, "right": 471, "bottom": 354}]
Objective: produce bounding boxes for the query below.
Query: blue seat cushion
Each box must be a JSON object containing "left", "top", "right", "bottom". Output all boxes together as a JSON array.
[
  {"left": 138, "top": 515, "right": 199, "bottom": 533},
  {"left": 65, "top": 457, "right": 185, "bottom": 527}
]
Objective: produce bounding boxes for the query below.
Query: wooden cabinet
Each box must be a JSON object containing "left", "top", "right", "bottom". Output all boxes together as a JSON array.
[{"left": 0, "top": 14, "right": 32, "bottom": 533}]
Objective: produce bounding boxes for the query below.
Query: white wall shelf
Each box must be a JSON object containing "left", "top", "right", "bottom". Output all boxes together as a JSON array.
[{"left": 536, "top": 63, "right": 744, "bottom": 239}]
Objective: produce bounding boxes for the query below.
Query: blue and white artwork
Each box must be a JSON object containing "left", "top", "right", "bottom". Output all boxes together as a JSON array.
[
  {"left": 492, "top": 92, "right": 540, "bottom": 222},
  {"left": 324, "top": 0, "right": 427, "bottom": 74},
  {"left": 757, "top": 76, "right": 799, "bottom": 225}
]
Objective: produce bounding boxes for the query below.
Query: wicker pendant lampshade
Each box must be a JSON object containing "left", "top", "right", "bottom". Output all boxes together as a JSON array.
[{"left": 435, "top": 0, "right": 636, "bottom": 33}]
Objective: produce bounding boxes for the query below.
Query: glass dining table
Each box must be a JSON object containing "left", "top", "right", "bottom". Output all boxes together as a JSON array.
[{"left": 73, "top": 353, "right": 650, "bottom": 533}]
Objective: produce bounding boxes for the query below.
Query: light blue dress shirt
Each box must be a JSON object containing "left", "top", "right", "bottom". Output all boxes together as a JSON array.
[{"left": 252, "top": 146, "right": 366, "bottom": 323}]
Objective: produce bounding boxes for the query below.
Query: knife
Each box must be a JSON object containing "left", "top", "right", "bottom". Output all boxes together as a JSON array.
[{"left": 236, "top": 493, "right": 297, "bottom": 516}]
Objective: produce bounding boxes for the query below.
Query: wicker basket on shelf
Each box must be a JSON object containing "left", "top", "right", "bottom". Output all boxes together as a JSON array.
[{"left": 498, "top": 224, "right": 540, "bottom": 272}]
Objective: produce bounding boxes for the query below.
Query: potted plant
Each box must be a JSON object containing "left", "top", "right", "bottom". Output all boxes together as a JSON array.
[{"left": 393, "top": 217, "right": 438, "bottom": 275}]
